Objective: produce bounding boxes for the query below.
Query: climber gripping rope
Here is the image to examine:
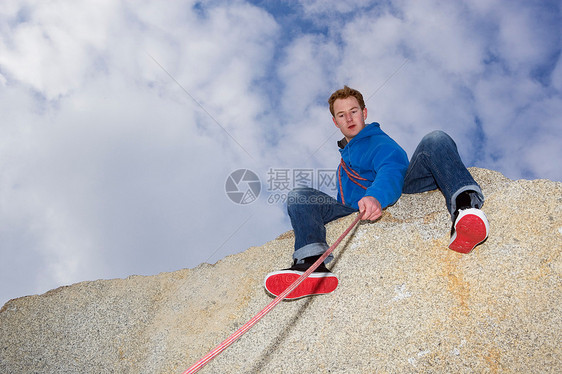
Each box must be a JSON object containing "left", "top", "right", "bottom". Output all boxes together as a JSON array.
[
  {"left": 183, "top": 86, "right": 490, "bottom": 373},
  {"left": 264, "top": 85, "right": 489, "bottom": 299}
]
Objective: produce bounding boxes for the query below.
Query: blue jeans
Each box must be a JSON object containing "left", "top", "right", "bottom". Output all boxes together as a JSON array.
[
  {"left": 403, "top": 130, "right": 483, "bottom": 215},
  {"left": 287, "top": 130, "right": 483, "bottom": 264}
]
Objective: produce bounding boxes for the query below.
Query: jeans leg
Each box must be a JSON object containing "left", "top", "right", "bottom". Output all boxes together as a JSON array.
[
  {"left": 403, "top": 131, "right": 484, "bottom": 218},
  {"left": 287, "top": 187, "right": 357, "bottom": 264}
]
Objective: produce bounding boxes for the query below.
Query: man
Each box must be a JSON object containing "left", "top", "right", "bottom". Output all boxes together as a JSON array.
[{"left": 264, "top": 86, "right": 489, "bottom": 299}]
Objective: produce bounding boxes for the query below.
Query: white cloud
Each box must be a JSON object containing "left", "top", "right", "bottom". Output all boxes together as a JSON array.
[
  {"left": 0, "top": 0, "right": 285, "bottom": 305},
  {"left": 299, "top": 0, "right": 562, "bottom": 178},
  {"left": 0, "top": 0, "right": 118, "bottom": 99}
]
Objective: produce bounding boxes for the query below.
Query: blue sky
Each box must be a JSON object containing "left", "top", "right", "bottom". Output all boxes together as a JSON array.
[{"left": 0, "top": 0, "right": 561, "bottom": 306}]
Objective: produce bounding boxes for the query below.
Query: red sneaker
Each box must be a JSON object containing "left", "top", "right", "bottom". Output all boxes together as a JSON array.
[
  {"left": 449, "top": 208, "right": 489, "bottom": 254},
  {"left": 264, "top": 263, "right": 338, "bottom": 300}
]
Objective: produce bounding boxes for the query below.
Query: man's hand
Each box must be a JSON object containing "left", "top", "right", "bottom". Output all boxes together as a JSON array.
[{"left": 358, "top": 196, "right": 382, "bottom": 221}]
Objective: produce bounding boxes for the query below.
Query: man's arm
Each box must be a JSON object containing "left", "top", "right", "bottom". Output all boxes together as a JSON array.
[
  {"left": 363, "top": 144, "right": 408, "bottom": 210},
  {"left": 359, "top": 138, "right": 408, "bottom": 220}
]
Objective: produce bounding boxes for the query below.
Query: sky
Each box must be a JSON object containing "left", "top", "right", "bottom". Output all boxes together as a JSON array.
[{"left": 0, "top": 0, "right": 561, "bottom": 307}]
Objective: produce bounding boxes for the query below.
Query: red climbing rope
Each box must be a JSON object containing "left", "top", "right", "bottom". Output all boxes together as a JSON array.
[
  {"left": 338, "top": 158, "right": 368, "bottom": 205},
  {"left": 182, "top": 213, "right": 363, "bottom": 374}
]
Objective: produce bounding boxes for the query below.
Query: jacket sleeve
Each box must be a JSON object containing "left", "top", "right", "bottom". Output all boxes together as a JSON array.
[{"left": 363, "top": 141, "right": 409, "bottom": 209}]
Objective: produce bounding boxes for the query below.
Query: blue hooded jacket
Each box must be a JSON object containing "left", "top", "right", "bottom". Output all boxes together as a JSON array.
[{"left": 337, "top": 122, "right": 409, "bottom": 210}]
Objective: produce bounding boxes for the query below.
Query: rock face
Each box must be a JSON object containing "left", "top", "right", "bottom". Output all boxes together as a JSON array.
[{"left": 1, "top": 168, "right": 561, "bottom": 373}]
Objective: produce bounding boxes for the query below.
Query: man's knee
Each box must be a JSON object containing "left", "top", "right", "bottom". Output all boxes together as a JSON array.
[
  {"left": 287, "top": 187, "right": 312, "bottom": 210},
  {"left": 422, "top": 130, "right": 450, "bottom": 143},
  {"left": 420, "top": 130, "right": 455, "bottom": 150},
  {"left": 287, "top": 187, "right": 332, "bottom": 212}
]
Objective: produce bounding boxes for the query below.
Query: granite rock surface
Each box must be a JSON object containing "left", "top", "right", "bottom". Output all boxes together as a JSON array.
[{"left": 1, "top": 168, "right": 561, "bottom": 373}]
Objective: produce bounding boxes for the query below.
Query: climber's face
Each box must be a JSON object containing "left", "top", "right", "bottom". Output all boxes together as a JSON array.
[{"left": 332, "top": 96, "right": 368, "bottom": 142}]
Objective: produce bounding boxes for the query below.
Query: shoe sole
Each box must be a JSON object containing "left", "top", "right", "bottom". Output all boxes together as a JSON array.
[
  {"left": 264, "top": 270, "right": 338, "bottom": 300},
  {"left": 449, "top": 209, "right": 489, "bottom": 254}
]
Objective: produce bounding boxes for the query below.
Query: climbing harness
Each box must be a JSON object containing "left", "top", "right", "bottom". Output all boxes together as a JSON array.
[
  {"left": 338, "top": 158, "right": 368, "bottom": 205},
  {"left": 182, "top": 213, "right": 363, "bottom": 374}
]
